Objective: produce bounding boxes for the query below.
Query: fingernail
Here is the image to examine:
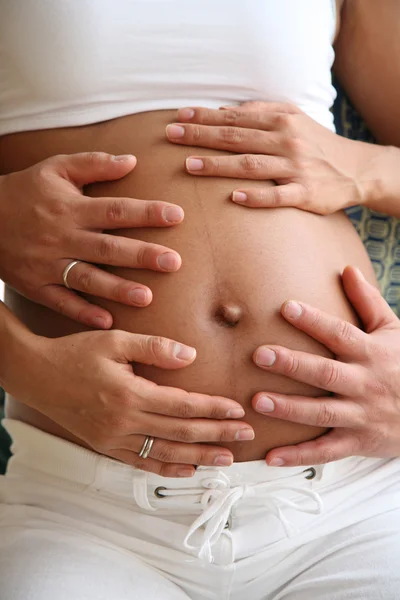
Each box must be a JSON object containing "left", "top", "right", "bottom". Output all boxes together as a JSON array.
[
  {"left": 232, "top": 191, "right": 247, "bottom": 204},
  {"left": 163, "top": 205, "right": 184, "bottom": 223},
  {"left": 226, "top": 408, "right": 245, "bottom": 419},
  {"left": 129, "top": 288, "right": 148, "bottom": 305},
  {"left": 186, "top": 158, "right": 204, "bottom": 171},
  {"left": 256, "top": 395, "right": 275, "bottom": 413},
  {"left": 90, "top": 317, "right": 107, "bottom": 329},
  {"left": 178, "top": 108, "right": 195, "bottom": 120},
  {"left": 282, "top": 301, "right": 302, "bottom": 320},
  {"left": 157, "top": 252, "right": 180, "bottom": 271},
  {"left": 173, "top": 343, "right": 196, "bottom": 361},
  {"left": 255, "top": 348, "right": 276, "bottom": 367},
  {"left": 177, "top": 468, "right": 195, "bottom": 477},
  {"left": 113, "top": 154, "right": 135, "bottom": 162},
  {"left": 269, "top": 458, "right": 285, "bottom": 467},
  {"left": 236, "top": 428, "right": 255, "bottom": 441},
  {"left": 166, "top": 124, "right": 185, "bottom": 139},
  {"left": 213, "top": 455, "right": 233, "bottom": 467}
]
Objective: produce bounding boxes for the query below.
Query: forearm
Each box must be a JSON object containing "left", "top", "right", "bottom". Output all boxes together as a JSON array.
[{"left": 0, "top": 299, "right": 36, "bottom": 393}]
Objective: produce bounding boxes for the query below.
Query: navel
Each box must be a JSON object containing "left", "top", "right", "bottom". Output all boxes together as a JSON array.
[{"left": 214, "top": 303, "right": 243, "bottom": 328}]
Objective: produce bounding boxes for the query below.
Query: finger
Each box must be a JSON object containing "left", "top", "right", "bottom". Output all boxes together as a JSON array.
[
  {"left": 166, "top": 122, "right": 283, "bottom": 154},
  {"left": 60, "top": 260, "right": 152, "bottom": 307},
  {"left": 72, "top": 231, "right": 181, "bottom": 271},
  {"left": 176, "top": 104, "right": 299, "bottom": 125},
  {"left": 117, "top": 333, "right": 198, "bottom": 369},
  {"left": 39, "top": 284, "right": 113, "bottom": 329},
  {"left": 253, "top": 345, "right": 365, "bottom": 396},
  {"left": 219, "top": 102, "right": 301, "bottom": 114},
  {"left": 78, "top": 197, "right": 184, "bottom": 229},
  {"left": 123, "top": 436, "right": 234, "bottom": 467},
  {"left": 139, "top": 382, "right": 245, "bottom": 420},
  {"left": 252, "top": 392, "right": 367, "bottom": 428},
  {"left": 51, "top": 152, "right": 137, "bottom": 189},
  {"left": 107, "top": 448, "right": 196, "bottom": 478},
  {"left": 136, "top": 412, "right": 254, "bottom": 444},
  {"left": 231, "top": 183, "right": 306, "bottom": 208},
  {"left": 278, "top": 299, "right": 367, "bottom": 358},
  {"left": 185, "top": 154, "right": 292, "bottom": 180},
  {"left": 265, "top": 429, "right": 360, "bottom": 467},
  {"left": 342, "top": 266, "right": 399, "bottom": 333}
]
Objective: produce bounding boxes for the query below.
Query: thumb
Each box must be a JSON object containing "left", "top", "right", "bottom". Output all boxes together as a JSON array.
[
  {"left": 342, "top": 265, "right": 398, "bottom": 333},
  {"left": 118, "top": 332, "right": 197, "bottom": 370},
  {"left": 52, "top": 152, "right": 137, "bottom": 188}
]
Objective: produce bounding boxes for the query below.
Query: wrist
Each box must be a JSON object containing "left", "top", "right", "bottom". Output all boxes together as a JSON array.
[{"left": 361, "top": 144, "right": 400, "bottom": 216}]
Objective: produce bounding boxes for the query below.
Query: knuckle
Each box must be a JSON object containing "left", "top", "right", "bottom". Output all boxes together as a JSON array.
[
  {"left": 173, "top": 424, "right": 197, "bottom": 443},
  {"left": 106, "top": 329, "right": 125, "bottom": 349},
  {"left": 222, "top": 110, "right": 241, "bottom": 125},
  {"left": 278, "top": 401, "right": 298, "bottom": 422},
  {"left": 155, "top": 443, "right": 178, "bottom": 463},
  {"left": 316, "top": 445, "right": 336, "bottom": 464},
  {"left": 191, "top": 125, "right": 202, "bottom": 142},
  {"left": 288, "top": 448, "right": 308, "bottom": 467},
  {"left": 317, "top": 402, "right": 337, "bottom": 427},
  {"left": 319, "top": 360, "right": 341, "bottom": 388},
  {"left": 175, "top": 397, "right": 196, "bottom": 419},
  {"left": 145, "top": 335, "right": 171, "bottom": 361},
  {"left": 219, "top": 126, "right": 244, "bottom": 145},
  {"left": 33, "top": 162, "right": 53, "bottom": 188},
  {"left": 282, "top": 352, "right": 301, "bottom": 377},
  {"left": 74, "top": 268, "right": 95, "bottom": 292},
  {"left": 106, "top": 199, "right": 127, "bottom": 224},
  {"left": 39, "top": 232, "right": 59, "bottom": 249},
  {"left": 134, "top": 244, "right": 149, "bottom": 268},
  {"left": 97, "top": 236, "right": 120, "bottom": 262},
  {"left": 84, "top": 151, "right": 107, "bottom": 166},
  {"left": 274, "top": 113, "right": 292, "bottom": 131},
  {"left": 54, "top": 295, "right": 68, "bottom": 316},
  {"left": 336, "top": 320, "right": 356, "bottom": 345},
  {"left": 363, "top": 375, "right": 388, "bottom": 399},
  {"left": 284, "top": 136, "right": 304, "bottom": 158},
  {"left": 240, "top": 154, "right": 263, "bottom": 173},
  {"left": 112, "top": 388, "right": 133, "bottom": 410},
  {"left": 270, "top": 185, "right": 286, "bottom": 207}
]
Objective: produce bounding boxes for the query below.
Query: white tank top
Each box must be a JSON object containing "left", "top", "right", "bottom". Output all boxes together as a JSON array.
[{"left": 0, "top": 0, "right": 337, "bottom": 136}]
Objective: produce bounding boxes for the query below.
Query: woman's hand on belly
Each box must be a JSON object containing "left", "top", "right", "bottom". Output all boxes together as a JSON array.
[
  {"left": 165, "top": 102, "right": 381, "bottom": 215},
  {"left": 251, "top": 266, "right": 400, "bottom": 466},
  {"left": 5, "top": 328, "right": 254, "bottom": 477},
  {"left": 0, "top": 152, "right": 183, "bottom": 329}
]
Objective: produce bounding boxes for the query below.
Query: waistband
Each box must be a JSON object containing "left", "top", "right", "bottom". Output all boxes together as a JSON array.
[{"left": 1, "top": 418, "right": 370, "bottom": 562}]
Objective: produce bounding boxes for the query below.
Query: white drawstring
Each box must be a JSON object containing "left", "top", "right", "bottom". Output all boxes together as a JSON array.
[{"left": 155, "top": 471, "right": 323, "bottom": 563}]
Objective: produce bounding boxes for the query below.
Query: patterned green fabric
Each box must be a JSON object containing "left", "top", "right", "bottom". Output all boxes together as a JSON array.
[{"left": 0, "top": 388, "right": 11, "bottom": 475}]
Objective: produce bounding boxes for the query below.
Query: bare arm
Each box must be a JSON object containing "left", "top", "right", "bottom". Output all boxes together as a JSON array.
[{"left": 334, "top": 0, "right": 400, "bottom": 215}]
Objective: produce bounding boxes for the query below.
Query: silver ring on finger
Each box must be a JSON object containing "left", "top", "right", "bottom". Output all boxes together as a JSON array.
[
  {"left": 62, "top": 260, "right": 83, "bottom": 289},
  {"left": 138, "top": 436, "right": 155, "bottom": 459}
]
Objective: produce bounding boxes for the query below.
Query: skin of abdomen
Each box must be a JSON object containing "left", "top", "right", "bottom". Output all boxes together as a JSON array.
[{"left": 2, "top": 111, "right": 377, "bottom": 461}]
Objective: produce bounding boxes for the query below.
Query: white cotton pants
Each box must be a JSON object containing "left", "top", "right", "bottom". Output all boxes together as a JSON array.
[{"left": 1, "top": 419, "right": 400, "bottom": 600}]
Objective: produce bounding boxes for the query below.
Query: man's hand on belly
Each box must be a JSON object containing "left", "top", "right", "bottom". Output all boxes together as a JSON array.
[{"left": 251, "top": 266, "right": 400, "bottom": 467}]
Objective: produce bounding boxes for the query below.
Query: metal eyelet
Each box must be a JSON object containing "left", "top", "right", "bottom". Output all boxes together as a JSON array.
[
  {"left": 154, "top": 486, "right": 167, "bottom": 498},
  {"left": 224, "top": 515, "right": 232, "bottom": 530},
  {"left": 303, "top": 467, "right": 317, "bottom": 480}
]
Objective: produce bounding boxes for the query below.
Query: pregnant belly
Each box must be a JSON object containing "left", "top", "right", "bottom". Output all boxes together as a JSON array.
[{"left": 2, "top": 110, "right": 377, "bottom": 461}]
